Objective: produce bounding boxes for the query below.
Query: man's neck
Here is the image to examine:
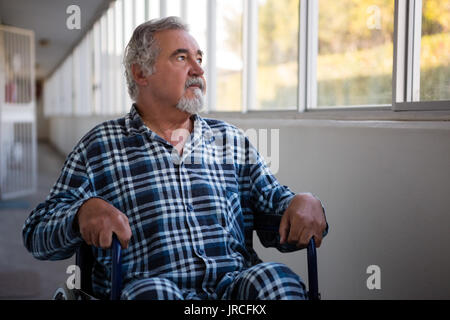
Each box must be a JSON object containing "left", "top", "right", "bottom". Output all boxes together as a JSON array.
[{"left": 135, "top": 101, "right": 194, "bottom": 154}]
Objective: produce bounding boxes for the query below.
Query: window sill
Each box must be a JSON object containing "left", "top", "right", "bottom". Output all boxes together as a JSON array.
[{"left": 201, "top": 107, "right": 450, "bottom": 121}]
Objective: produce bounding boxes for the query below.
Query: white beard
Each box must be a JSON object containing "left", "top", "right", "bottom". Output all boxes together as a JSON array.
[{"left": 175, "top": 88, "right": 205, "bottom": 114}]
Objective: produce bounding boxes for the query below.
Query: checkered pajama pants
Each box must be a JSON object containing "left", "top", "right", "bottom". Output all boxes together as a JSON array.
[{"left": 120, "top": 262, "right": 307, "bottom": 300}]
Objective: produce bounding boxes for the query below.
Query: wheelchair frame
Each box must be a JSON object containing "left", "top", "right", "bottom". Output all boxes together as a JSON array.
[{"left": 56, "top": 214, "right": 320, "bottom": 300}]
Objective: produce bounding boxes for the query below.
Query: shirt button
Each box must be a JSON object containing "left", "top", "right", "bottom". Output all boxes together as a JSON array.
[
  {"left": 197, "top": 248, "right": 204, "bottom": 255},
  {"left": 187, "top": 204, "right": 193, "bottom": 211}
]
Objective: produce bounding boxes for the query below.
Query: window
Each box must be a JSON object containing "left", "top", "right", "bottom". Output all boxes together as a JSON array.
[
  {"left": 43, "top": 0, "right": 450, "bottom": 117},
  {"left": 114, "top": 0, "right": 126, "bottom": 114},
  {"left": 316, "top": 0, "right": 394, "bottom": 108},
  {"left": 75, "top": 34, "right": 92, "bottom": 115},
  {"left": 147, "top": 0, "right": 160, "bottom": 20},
  {"left": 107, "top": 5, "right": 117, "bottom": 114},
  {"left": 166, "top": 0, "right": 182, "bottom": 17},
  {"left": 135, "top": 0, "right": 146, "bottom": 26},
  {"left": 72, "top": 44, "right": 81, "bottom": 114},
  {"left": 61, "top": 56, "right": 73, "bottom": 115},
  {"left": 185, "top": 0, "right": 208, "bottom": 70},
  {"left": 122, "top": 0, "right": 136, "bottom": 111},
  {"left": 394, "top": 0, "right": 450, "bottom": 110},
  {"left": 215, "top": 0, "right": 244, "bottom": 111},
  {"left": 256, "top": 0, "right": 299, "bottom": 110},
  {"left": 92, "top": 21, "right": 101, "bottom": 114},
  {"left": 419, "top": 0, "right": 450, "bottom": 101},
  {"left": 99, "top": 13, "right": 110, "bottom": 115},
  {"left": 123, "top": 0, "right": 134, "bottom": 42},
  {"left": 186, "top": 0, "right": 207, "bottom": 51}
]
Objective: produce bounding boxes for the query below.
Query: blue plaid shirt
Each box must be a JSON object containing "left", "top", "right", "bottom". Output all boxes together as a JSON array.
[{"left": 23, "top": 105, "right": 323, "bottom": 298}]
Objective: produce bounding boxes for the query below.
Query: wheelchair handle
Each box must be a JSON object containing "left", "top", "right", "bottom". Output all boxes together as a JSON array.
[
  {"left": 253, "top": 214, "right": 321, "bottom": 300},
  {"left": 111, "top": 234, "right": 122, "bottom": 300},
  {"left": 307, "top": 237, "right": 320, "bottom": 300}
]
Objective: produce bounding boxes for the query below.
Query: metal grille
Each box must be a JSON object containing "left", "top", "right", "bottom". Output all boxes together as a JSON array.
[{"left": 0, "top": 25, "right": 36, "bottom": 200}]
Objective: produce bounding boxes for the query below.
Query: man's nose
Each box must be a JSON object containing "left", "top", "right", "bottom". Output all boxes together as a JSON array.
[{"left": 189, "top": 60, "right": 204, "bottom": 77}]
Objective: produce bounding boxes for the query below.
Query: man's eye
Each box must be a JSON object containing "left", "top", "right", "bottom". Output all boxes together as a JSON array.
[
  {"left": 177, "top": 55, "right": 186, "bottom": 61},
  {"left": 197, "top": 58, "right": 203, "bottom": 64}
]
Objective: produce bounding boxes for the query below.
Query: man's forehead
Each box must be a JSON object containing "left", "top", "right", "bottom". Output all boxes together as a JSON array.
[{"left": 154, "top": 29, "right": 202, "bottom": 54}]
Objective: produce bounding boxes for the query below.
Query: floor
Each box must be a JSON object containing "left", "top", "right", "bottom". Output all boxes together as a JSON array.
[{"left": 0, "top": 142, "right": 75, "bottom": 299}]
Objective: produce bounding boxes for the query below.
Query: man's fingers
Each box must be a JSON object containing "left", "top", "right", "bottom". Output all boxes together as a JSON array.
[
  {"left": 88, "top": 230, "right": 98, "bottom": 247},
  {"left": 313, "top": 233, "right": 323, "bottom": 248},
  {"left": 121, "top": 237, "right": 130, "bottom": 250},
  {"left": 289, "top": 225, "right": 304, "bottom": 246},
  {"left": 77, "top": 199, "right": 132, "bottom": 249},
  {"left": 99, "top": 231, "right": 112, "bottom": 249},
  {"left": 297, "top": 229, "right": 312, "bottom": 248},
  {"left": 295, "top": 231, "right": 322, "bottom": 249},
  {"left": 113, "top": 214, "right": 132, "bottom": 249},
  {"left": 85, "top": 230, "right": 95, "bottom": 246},
  {"left": 113, "top": 230, "right": 130, "bottom": 249}
]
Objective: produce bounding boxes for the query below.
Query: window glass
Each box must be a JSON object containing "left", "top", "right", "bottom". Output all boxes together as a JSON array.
[
  {"left": 124, "top": 0, "right": 134, "bottom": 46},
  {"left": 147, "top": 0, "right": 160, "bottom": 20},
  {"left": 92, "top": 21, "right": 101, "bottom": 114},
  {"left": 107, "top": 5, "right": 116, "bottom": 114},
  {"left": 256, "top": 0, "right": 299, "bottom": 110},
  {"left": 186, "top": 0, "right": 207, "bottom": 69},
  {"left": 135, "top": 0, "right": 146, "bottom": 26},
  {"left": 317, "top": 0, "right": 394, "bottom": 107},
  {"left": 167, "top": 0, "right": 181, "bottom": 17},
  {"left": 420, "top": 0, "right": 450, "bottom": 101},
  {"left": 215, "top": 0, "right": 244, "bottom": 111}
]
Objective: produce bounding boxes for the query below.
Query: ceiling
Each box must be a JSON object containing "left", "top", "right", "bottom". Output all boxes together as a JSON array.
[{"left": 0, "top": 0, "right": 112, "bottom": 80}]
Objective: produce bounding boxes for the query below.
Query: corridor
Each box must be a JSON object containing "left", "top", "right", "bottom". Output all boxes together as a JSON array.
[{"left": 0, "top": 143, "right": 74, "bottom": 299}]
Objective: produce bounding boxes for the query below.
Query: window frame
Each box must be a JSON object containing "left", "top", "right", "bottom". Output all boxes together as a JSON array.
[
  {"left": 209, "top": 0, "right": 399, "bottom": 114},
  {"left": 392, "top": 0, "right": 450, "bottom": 111},
  {"left": 43, "top": 0, "right": 450, "bottom": 119},
  {"left": 210, "top": 0, "right": 449, "bottom": 115}
]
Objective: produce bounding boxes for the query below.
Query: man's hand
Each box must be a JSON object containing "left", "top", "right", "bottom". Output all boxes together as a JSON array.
[
  {"left": 76, "top": 198, "right": 132, "bottom": 249},
  {"left": 279, "top": 193, "right": 327, "bottom": 248}
]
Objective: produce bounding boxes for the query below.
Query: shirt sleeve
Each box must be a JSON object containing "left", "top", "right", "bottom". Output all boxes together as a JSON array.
[
  {"left": 243, "top": 135, "right": 296, "bottom": 217},
  {"left": 22, "top": 146, "right": 95, "bottom": 260},
  {"left": 241, "top": 135, "right": 329, "bottom": 251}
]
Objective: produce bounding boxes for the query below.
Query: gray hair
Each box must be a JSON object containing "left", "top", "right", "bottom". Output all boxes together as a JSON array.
[{"left": 123, "top": 16, "right": 189, "bottom": 101}]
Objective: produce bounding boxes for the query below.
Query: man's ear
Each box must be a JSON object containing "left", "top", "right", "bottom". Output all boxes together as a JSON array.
[{"left": 131, "top": 64, "right": 148, "bottom": 86}]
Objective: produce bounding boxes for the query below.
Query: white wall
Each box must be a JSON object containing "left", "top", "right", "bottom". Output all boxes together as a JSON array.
[
  {"left": 49, "top": 115, "right": 115, "bottom": 155},
  {"left": 47, "top": 114, "right": 450, "bottom": 299}
]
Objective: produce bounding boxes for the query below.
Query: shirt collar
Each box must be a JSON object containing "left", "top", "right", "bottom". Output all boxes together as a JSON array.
[
  {"left": 126, "top": 103, "right": 148, "bottom": 135},
  {"left": 125, "top": 103, "right": 215, "bottom": 147}
]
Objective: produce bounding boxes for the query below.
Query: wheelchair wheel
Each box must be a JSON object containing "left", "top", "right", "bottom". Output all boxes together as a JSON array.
[{"left": 52, "top": 283, "right": 78, "bottom": 300}]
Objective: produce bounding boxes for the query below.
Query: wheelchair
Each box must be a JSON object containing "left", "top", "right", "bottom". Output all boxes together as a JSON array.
[{"left": 53, "top": 214, "right": 321, "bottom": 300}]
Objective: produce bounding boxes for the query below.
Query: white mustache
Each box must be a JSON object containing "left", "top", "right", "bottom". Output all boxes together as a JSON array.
[{"left": 185, "top": 77, "right": 205, "bottom": 91}]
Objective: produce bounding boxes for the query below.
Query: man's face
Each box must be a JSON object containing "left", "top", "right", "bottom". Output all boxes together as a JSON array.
[{"left": 144, "top": 29, "right": 206, "bottom": 113}]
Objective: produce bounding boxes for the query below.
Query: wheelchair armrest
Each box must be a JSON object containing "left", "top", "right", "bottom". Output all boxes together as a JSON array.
[{"left": 253, "top": 214, "right": 320, "bottom": 300}]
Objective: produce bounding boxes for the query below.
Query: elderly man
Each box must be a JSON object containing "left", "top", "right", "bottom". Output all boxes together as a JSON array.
[{"left": 23, "top": 16, "right": 328, "bottom": 300}]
